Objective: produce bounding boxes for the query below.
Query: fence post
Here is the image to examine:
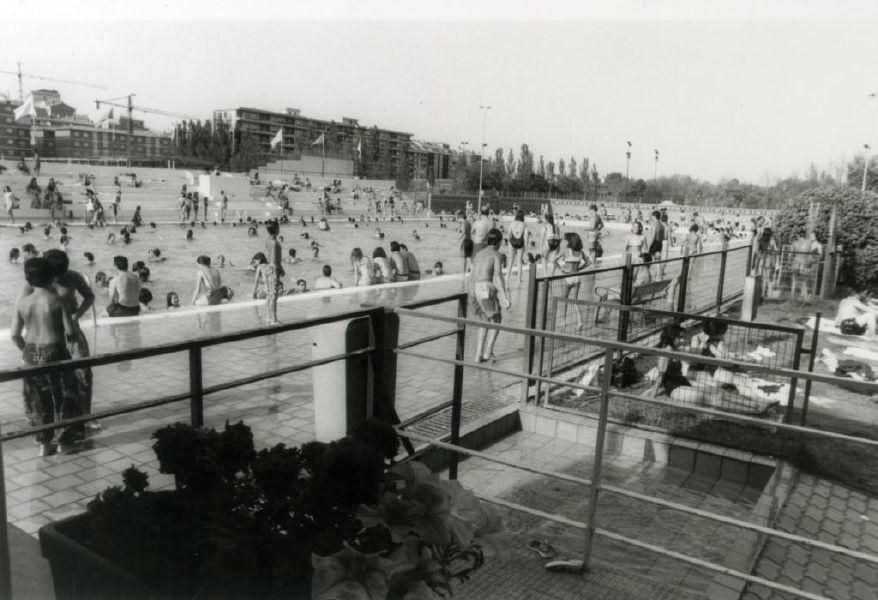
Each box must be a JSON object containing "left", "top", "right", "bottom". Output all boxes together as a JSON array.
[
  {"left": 0, "top": 422, "right": 12, "bottom": 600},
  {"left": 189, "top": 346, "right": 204, "bottom": 427},
  {"left": 520, "top": 263, "right": 538, "bottom": 404},
  {"left": 784, "top": 330, "right": 804, "bottom": 424},
  {"left": 745, "top": 243, "right": 754, "bottom": 276},
  {"left": 534, "top": 281, "right": 550, "bottom": 403},
  {"left": 448, "top": 295, "right": 468, "bottom": 480},
  {"left": 677, "top": 248, "right": 691, "bottom": 313},
  {"left": 617, "top": 254, "right": 633, "bottom": 343},
  {"left": 800, "top": 312, "right": 821, "bottom": 426},
  {"left": 715, "top": 238, "right": 729, "bottom": 313},
  {"left": 581, "top": 347, "right": 615, "bottom": 572}
]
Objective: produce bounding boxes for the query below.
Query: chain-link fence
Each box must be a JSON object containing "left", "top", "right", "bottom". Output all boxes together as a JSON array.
[{"left": 753, "top": 248, "right": 825, "bottom": 301}]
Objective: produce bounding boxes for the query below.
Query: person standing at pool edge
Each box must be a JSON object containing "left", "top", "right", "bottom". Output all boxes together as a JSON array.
[
  {"left": 11, "top": 257, "right": 84, "bottom": 456},
  {"left": 264, "top": 220, "right": 284, "bottom": 324},
  {"left": 471, "top": 228, "right": 511, "bottom": 363}
]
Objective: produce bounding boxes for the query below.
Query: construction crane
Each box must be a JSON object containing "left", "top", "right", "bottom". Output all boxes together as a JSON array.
[
  {"left": 96, "top": 94, "right": 197, "bottom": 161},
  {"left": 0, "top": 62, "right": 106, "bottom": 102}
]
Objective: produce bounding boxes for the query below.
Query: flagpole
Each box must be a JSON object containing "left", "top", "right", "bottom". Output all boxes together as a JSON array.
[
  {"left": 321, "top": 130, "right": 325, "bottom": 178},
  {"left": 280, "top": 127, "right": 284, "bottom": 178}
]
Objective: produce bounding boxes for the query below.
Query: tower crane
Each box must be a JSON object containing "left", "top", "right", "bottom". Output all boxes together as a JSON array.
[
  {"left": 0, "top": 62, "right": 106, "bottom": 102},
  {"left": 95, "top": 94, "right": 197, "bottom": 160}
]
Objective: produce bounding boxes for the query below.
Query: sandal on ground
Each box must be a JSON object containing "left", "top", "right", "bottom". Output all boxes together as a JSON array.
[{"left": 527, "top": 540, "right": 557, "bottom": 559}]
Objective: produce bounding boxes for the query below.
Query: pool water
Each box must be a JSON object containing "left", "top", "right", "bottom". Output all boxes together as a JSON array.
[{"left": 0, "top": 220, "right": 646, "bottom": 326}]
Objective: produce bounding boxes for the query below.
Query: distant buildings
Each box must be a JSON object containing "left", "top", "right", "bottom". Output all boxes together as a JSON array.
[
  {"left": 0, "top": 100, "right": 33, "bottom": 159},
  {"left": 8, "top": 89, "right": 173, "bottom": 162}
]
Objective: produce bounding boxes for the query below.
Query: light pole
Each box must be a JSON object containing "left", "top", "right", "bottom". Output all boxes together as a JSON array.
[
  {"left": 477, "top": 105, "right": 491, "bottom": 214},
  {"left": 862, "top": 144, "right": 871, "bottom": 194},
  {"left": 653, "top": 149, "right": 659, "bottom": 183},
  {"left": 625, "top": 141, "right": 632, "bottom": 195}
]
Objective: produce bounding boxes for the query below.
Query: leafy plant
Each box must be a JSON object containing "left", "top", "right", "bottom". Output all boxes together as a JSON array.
[
  {"left": 773, "top": 186, "right": 878, "bottom": 289},
  {"left": 83, "top": 419, "right": 501, "bottom": 599}
]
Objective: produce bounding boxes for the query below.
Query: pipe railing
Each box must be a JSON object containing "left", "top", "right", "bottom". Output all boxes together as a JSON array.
[{"left": 392, "top": 308, "right": 878, "bottom": 600}]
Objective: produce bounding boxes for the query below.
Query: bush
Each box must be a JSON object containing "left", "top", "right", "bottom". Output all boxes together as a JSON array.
[{"left": 773, "top": 186, "right": 878, "bottom": 289}]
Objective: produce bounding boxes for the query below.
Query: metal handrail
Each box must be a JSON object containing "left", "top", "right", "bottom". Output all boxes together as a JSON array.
[
  {"left": 0, "top": 307, "right": 383, "bottom": 383},
  {"left": 398, "top": 429, "right": 878, "bottom": 567},
  {"left": 395, "top": 348, "right": 878, "bottom": 448},
  {"left": 395, "top": 307, "right": 878, "bottom": 393},
  {"left": 394, "top": 308, "right": 877, "bottom": 600}
]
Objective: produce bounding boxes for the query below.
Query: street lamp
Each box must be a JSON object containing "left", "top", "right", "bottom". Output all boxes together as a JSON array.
[
  {"left": 625, "top": 141, "right": 632, "bottom": 195},
  {"left": 653, "top": 149, "right": 659, "bottom": 182},
  {"left": 477, "top": 105, "right": 491, "bottom": 214},
  {"left": 863, "top": 144, "right": 871, "bottom": 194}
]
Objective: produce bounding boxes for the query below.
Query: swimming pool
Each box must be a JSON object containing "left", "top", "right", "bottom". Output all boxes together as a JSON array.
[{"left": 0, "top": 219, "right": 651, "bottom": 325}]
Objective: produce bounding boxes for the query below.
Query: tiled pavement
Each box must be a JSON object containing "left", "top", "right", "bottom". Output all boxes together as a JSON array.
[
  {"left": 0, "top": 276, "right": 529, "bottom": 537},
  {"left": 452, "top": 430, "right": 765, "bottom": 599},
  {"left": 741, "top": 474, "right": 878, "bottom": 600}
]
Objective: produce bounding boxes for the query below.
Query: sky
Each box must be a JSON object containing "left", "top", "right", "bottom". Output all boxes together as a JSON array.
[{"left": 2, "top": 0, "right": 878, "bottom": 185}]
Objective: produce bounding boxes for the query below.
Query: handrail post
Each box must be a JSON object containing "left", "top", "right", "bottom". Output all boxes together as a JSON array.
[
  {"left": 715, "top": 238, "right": 729, "bottom": 313},
  {"left": 449, "top": 295, "right": 468, "bottom": 480},
  {"left": 784, "top": 330, "right": 804, "bottom": 424},
  {"left": 189, "top": 346, "right": 204, "bottom": 427},
  {"left": 0, "top": 422, "right": 11, "bottom": 600},
  {"left": 520, "top": 262, "right": 538, "bottom": 404},
  {"left": 617, "top": 254, "right": 633, "bottom": 343},
  {"left": 533, "top": 281, "right": 550, "bottom": 403},
  {"left": 677, "top": 248, "right": 691, "bottom": 313},
  {"left": 745, "top": 242, "right": 754, "bottom": 276},
  {"left": 800, "top": 312, "right": 821, "bottom": 426},
  {"left": 581, "top": 347, "right": 615, "bottom": 572}
]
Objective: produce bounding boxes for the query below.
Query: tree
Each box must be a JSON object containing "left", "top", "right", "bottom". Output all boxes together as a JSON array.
[
  {"left": 579, "top": 158, "right": 589, "bottom": 184},
  {"left": 229, "top": 134, "right": 264, "bottom": 172},
  {"left": 558, "top": 158, "right": 566, "bottom": 177},
  {"left": 847, "top": 154, "right": 878, "bottom": 192},
  {"left": 774, "top": 186, "right": 878, "bottom": 289},
  {"left": 547, "top": 161, "right": 556, "bottom": 182},
  {"left": 538, "top": 155, "right": 546, "bottom": 179},
  {"left": 517, "top": 144, "right": 534, "bottom": 180},
  {"left": 395, "top": 150, "right": 411, "bottom": 191},
  {"left": 569, "top": 157, "right": 577, "bottom": 181},
  {"left": 505, "top": 149, "right": 516, "bottom": 181}
]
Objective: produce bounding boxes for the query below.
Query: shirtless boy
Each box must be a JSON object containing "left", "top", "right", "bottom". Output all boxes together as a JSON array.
[
  {"left": 471, "top": 228, "right": 511, "bottom": 362},
  {"left": 107, "top": 256, "right": 142, "bottom": 317}
]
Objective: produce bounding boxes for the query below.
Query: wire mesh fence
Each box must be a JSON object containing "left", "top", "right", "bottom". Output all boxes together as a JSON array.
[
  {"left": 527, "top": 245, "right": 751, "bottom": 382},
  {"left": 753, "top": 248, "right": 825, "bottom": 302},
  {"left": 543, "top": 303, "right": 804, "bottom": 429}
]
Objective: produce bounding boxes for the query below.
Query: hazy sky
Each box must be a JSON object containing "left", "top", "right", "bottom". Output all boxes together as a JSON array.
[{"left": 2, "top": 1, "right": 877, "bottom": 184}]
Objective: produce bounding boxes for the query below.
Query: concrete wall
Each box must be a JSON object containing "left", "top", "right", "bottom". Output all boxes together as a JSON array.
[
  {"left": 264, "top": 155, "right": 354, "bottom": 176},
  {"left": 198, "top": 174, "right": 253, "bottom": 200}
]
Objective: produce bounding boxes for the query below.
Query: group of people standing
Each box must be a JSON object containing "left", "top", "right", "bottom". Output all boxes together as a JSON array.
[{"left": 11, "top": 250, "right": 97, "bottom": 457}]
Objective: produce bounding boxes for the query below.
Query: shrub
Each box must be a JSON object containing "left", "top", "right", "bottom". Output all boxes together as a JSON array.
[{"left": 773, "top": 186, "right": 878, "bottom": 289}]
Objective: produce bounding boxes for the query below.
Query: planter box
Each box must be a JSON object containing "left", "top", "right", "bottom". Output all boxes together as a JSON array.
[{"left": 39, "top": 513, "right": 151, "bottom": 600}]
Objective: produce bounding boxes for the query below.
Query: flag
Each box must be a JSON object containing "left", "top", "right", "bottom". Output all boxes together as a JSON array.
[
  {"left": 270, "top": 128, "right": 283, "bottom": 150},
  {"left": 357, "top": 138, "right": 362, "bottom": 157},
  {"left": 311, "top": 133, "right": 325, "bottom": 146},
  {"left": 98, "top": 107, "right": 114, "bottom": 125},
  {"left": 13, "top": 96, "right": 35, "bottom": 121}
]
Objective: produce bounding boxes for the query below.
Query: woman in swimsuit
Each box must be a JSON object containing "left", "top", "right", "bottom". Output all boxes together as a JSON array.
[
  {"left": 540, "top": 212, "right": 561, "bottom": 275},
  {"left": 626, "top": 221, "right": 648, "bottom": 259},
  {"left": 554, "top": 232, "right": 589, "bottom": 328},
  {"left": 507, "top": 210, "right": 530, "bottom": 282},
  {"left": 351, "top": 247, "right": 374, "bottom": 287},
  {"left": 372, "top": 247, "right": 395, "bottom": 283}
]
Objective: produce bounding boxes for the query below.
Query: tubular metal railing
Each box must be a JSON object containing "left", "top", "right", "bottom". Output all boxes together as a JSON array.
[
  {"left": 394, "top": 306, "right": 878, "bottom": 600},
  {"left": 0, "top": 292, "right": 469, "bottom": 600}
]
